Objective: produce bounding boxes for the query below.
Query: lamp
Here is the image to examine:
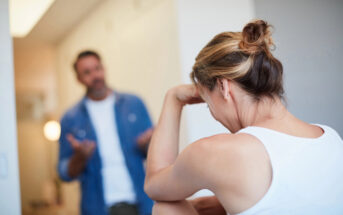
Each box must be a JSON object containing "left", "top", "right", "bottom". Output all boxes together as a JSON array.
[{"left": 43, "top": 120, "right": 61, "bottom": 141}]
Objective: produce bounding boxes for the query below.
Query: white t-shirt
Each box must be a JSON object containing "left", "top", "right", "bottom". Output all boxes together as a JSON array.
[{"left": 85, "top": 93, "right": 136, "bottom": 206}]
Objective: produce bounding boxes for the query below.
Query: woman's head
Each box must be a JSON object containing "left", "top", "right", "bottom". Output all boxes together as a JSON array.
[
  {"left": 191, "top": 19, "right": 284, "bottom": 101},
  {"left": 191, "top": 20, "right": 284, "bottom": 131}
]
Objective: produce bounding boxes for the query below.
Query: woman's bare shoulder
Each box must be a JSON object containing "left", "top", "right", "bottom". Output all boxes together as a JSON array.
[
  {"left": 183, "top": 132, "right": 268, "bottom": 188},
  {"left": 188, "top": 132, "right": 262, "bottom": 154}
]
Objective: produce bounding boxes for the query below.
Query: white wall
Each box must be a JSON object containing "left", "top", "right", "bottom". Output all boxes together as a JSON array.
[
  {"left": 255, "top": 0, "right": 343, "bottom": 135},
  {"left": 175, "top": 0, "right": 255, "bottom": 197},
  {"left": 175, "top": 0, "right": 255, "bottom": 145},
  {"left": 0, "top": 0, "right": 21, "bottom": 214}
]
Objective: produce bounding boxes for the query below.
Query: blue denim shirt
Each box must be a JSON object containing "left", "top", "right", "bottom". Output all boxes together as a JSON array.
[{"left": 57, "top": 92, "right": 153, "bottom": 215}]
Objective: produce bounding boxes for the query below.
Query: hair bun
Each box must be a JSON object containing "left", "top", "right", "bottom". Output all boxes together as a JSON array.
[{"left": 239, "top": 19, "right": 274, "bottom": 55}]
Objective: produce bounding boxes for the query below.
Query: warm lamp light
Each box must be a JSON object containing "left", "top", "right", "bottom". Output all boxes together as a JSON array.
[{"left": 43, "top": 120, "right": 61, "bottom": 141}]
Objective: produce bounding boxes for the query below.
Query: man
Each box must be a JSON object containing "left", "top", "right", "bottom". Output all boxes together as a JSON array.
[{"left": 57, "top": 50, "right": 153, "bottom": 215}]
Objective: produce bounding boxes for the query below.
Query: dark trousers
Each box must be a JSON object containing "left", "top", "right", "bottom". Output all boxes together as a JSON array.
[{"left": 108, "top": 202, "right": 139, "bottom": 215}]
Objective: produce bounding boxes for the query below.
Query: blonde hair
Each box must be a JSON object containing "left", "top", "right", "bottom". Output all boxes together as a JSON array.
[{"left": 191, "top": 19, "right": 284, "bottom": 100}]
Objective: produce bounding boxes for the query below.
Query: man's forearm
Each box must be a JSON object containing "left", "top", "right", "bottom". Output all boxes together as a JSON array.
[
  {"left": 67, "top": 152, "right": 88, "bottom": 178},
  {"left": 136, "top": 128, "right": 154, "bottom": 155}
]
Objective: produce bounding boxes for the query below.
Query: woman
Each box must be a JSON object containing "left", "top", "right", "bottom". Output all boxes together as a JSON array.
[{"left": 144, "top": 20, "right": 343, "bottom": 215}]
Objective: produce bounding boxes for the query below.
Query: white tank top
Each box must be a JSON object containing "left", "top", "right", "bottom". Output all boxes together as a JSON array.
[{"left": 234, "top": 124, "right": 343, "bottom": 215}]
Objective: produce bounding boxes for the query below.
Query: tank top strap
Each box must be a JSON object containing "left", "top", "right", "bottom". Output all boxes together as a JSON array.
[{"left": 237, "top": 126, "right": 290, "bottom": 164}]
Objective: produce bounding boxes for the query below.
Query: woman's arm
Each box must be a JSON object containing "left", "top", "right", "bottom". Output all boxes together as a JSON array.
[
  {"left": 143, "top": 85, "right": 248, "bottom": 208},
  {"left": 144, "top": 85, "right": 205, "bottom": 200},
  {"left": 145, "top": 89, "right": 183, "bottom": 172}
]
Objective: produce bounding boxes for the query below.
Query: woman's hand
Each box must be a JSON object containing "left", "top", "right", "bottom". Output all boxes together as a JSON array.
[
  {"left": 189, "top": 196, "right": 226, "bottom": 215},
  {"left": 168, "top": 84, "right": 204, "bottom": 106}
]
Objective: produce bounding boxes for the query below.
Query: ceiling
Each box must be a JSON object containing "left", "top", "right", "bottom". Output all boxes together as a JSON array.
[
  {"left": 10, "top": 0, "right": 56, "bottom": 37},
  {"left": 18, "top": 0, "right": 103, "bottom": 44}
]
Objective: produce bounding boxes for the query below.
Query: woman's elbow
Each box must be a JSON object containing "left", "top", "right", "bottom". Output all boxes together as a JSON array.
[
  {"left": 144, "top": 178, "right": 154, "bottom": 199},
  {"left": 144, "top": 177, "right": 161, "bottom": 200}
]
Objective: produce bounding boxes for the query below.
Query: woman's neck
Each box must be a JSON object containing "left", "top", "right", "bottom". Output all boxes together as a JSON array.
[{"left": 238, "top": 97, "right": 288, "bottom": 129}]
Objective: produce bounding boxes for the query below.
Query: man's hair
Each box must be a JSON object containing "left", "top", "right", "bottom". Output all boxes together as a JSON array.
[{"left": 73, "top": 50, "right": 101, "bottom": 72}]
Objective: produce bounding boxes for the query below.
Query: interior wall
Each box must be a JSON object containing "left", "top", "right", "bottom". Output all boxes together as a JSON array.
[
  {"left": 255, "top": 0, "right": 343, "bottom": 135},
  {"left": 0, "top": 0, "right": 21, "bottom": 214},
  {"left": 55, "top": 0, "right": 182, "bottom": 212},
  {"left": 13, "top": 38, "right": 59, "bottom": 213},
  {"left": 14, "top": 39, "right": 57, "bottom": 114}
]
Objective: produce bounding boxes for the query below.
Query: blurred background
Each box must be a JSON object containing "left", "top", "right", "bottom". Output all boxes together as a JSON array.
[{"left": 1, "top": 0, "right": 342, "bottom": 214}]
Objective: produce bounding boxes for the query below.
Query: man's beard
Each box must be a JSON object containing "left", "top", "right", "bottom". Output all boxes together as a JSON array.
[{"left": 87, "top": 79, "right": 108, "bottom": 100}]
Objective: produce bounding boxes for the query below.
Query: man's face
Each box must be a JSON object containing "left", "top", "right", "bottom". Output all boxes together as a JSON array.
[{"left": 75, "top": 55, "right": 106, "bottom": 92}]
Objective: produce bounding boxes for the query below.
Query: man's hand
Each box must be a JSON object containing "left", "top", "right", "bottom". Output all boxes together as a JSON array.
[
  {"left": 189, "top": 196, "right": 226, "bottom": 215},
  {"left": 66, "top": 134, "right": 96, "bottom": 178},
  {"left": 67, "top": 134, "right": 95, "bottom": 159},
  {"left": 136, "top": 128, "right": 153, "bottom": 152}
]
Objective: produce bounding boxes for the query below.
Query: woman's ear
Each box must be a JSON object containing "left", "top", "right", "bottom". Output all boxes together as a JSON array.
[{"left": 217, "top": 79, "right": 231, "bottom": 100}]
